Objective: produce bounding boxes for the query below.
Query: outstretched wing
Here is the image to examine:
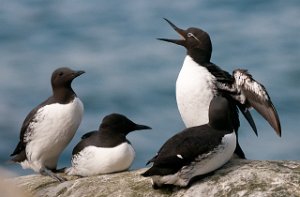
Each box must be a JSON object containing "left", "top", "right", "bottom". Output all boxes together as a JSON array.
[
  {"left": 236, "top": 103, "right": 258, "bottom": 136},
  {"left": 206, "top": 62, "right": 257, "bottom": 135},
  {"left": 233, "top": 69, "right": 281, "bottom": 136}
]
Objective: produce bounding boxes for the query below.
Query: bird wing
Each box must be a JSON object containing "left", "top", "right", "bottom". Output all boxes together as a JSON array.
[
  {"left": 206, "top": 62, "right": 258, "bottom": 134},
  {"left": 10, "top": 97, "right": 55, "bottom": 162},
  {"left": 233, "top": 69, "right": 281, "bottom": 136},
  {"left": 10, "top": 106, "right": 39, "bottom": 162},
  {"left": 72, "top": 139, "right": 87, "bottom": 156},
  {"left": 143, "top": 126, "right": 225, "bottom": 176},
  {"left": 81, "top": 131, "right": 97, "bottom": 139},
  {"left": 71, "top": 130, "right": 100, "bottom": 155},
  {"left": 236, "top": 102, "right": 258, "bottom": 136},
  {"left": 205, "top": 62, "right": 233, "bottom": 84}
]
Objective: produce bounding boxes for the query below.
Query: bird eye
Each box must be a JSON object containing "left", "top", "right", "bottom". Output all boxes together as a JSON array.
[
  {"left": 187, "top": 32, "right": 200, "bottom": 42},
  {"left": 187, "top": 32, "right": 193, "bottom": 38},
  {"left": 59, "top": 72, "right": 64, "bottom": 76}
]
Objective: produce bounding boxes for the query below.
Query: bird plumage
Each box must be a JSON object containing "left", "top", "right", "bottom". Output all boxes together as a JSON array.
[
  {"left": 66, "top": 113, "right": 151, "bottom": 176},
  {"left": 142, "top": 96, "right": 236, "bottom": 187},
  {"left": 158, "top": 19, "right": 281, "bottom": 158},
  {"left": 10, "top": 67, "right": 84, "bottom": 182}
]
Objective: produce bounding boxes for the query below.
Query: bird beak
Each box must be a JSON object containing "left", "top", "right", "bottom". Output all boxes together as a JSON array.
[
  {"left": 157, "top": 18, "right": 186, "bottom": 47},
  {"left": 134, "top": 124, "right": 152, "bottom": 131},
  {"left": 73, "top": 70, "right": 85, "bottom": 78}
]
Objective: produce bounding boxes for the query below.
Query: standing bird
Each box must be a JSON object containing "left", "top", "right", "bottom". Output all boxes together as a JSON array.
[
  {"left": 10, "top": 67, "right": 85, "bottom": 182},
  {"left": 158, "top": 19, "right": 281, "bottom": 158},
  {"left": 66, "top": 113, "right": 151, "bottom": 177},
  {"left": 142, "top": 96, "right": 237, "bottom": 188}
]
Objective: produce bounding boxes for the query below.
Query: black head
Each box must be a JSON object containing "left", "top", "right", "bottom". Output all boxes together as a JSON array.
[
  {"left": 208, "top": 96, "right": 233, "bottom": 131},
  {"left": 158, "top": 18, "right": 212, "bottom": 63},
  {"left": 99, "top": 113, "right": 151, "bottom": 136},
  {"left": 51, "top": 67, "right": 85, "bottom": 89},
  {"left": 50, "top": 67, "right": 85, "bottom": 103}
]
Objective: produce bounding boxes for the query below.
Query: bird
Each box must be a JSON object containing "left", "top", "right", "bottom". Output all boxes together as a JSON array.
[
  {"left": 65, "top": 113, "right": 151, "bottom": 177},
  {"left": 10, "top": 67, "right": 85, "bottom": 182},
  {"left": 142, "top": 96, "right": 237, "bottom": 188},
  {"left": 157, "top": 18, "right": 281, "bottom": 158}
]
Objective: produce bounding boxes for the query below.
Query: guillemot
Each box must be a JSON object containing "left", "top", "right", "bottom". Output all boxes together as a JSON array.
[
  {"left": 158, "top": 19, "right": 281, "bottom": 158},
  {"left": 65, "top": 113, "right": 151, "bottom": 177},
  {"left": 142, "top": 96, "right": 237, "bottom": 188},
  {"left": 10, "top": 67, "right": 84, "bottom": 182}
]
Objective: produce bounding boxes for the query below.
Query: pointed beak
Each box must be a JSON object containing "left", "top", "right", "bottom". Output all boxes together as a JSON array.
[
  {"left": 134, "top": 124, "right": 152, "bottom": 131},
  {"left": 157, "top": 18, "right": 186, "bottom": 47},
  {"left": 73, "top": 70, "right": 85, "bottom": 78}
]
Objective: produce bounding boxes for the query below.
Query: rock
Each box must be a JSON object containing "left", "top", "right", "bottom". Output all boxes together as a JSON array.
[{"left": 7, "top": 159, "right": 300, "bottom": 197}]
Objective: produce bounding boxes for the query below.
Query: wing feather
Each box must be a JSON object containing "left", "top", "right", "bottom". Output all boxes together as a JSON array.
[
  {"left": 233, "top": 69, "right": 281, "bottom": 136},
  {"left": 143, "top": 126, "right": 225, "bottom": 176}
]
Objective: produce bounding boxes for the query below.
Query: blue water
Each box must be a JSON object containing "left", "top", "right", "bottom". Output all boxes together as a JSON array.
[{"left": 1, "top": 1, "right": 299, "bottom": 176}]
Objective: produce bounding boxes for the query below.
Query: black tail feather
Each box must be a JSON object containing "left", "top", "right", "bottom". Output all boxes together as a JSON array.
[{"left": 234, "top": 140, "right": 246, "bottom": 159}]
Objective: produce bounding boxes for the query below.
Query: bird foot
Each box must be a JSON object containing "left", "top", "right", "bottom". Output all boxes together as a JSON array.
[{"left": 40, "top": 167, "right": 67, "bottom": 183}]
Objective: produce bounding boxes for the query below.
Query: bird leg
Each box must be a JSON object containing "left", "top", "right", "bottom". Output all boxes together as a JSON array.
[{"left": 40, "top": 167, "right": 67, "bottom": 182}]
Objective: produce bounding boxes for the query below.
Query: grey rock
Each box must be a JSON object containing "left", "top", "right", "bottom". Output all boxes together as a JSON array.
[{"left": 7, "top": 159, "right": 300, "bottom": 197}]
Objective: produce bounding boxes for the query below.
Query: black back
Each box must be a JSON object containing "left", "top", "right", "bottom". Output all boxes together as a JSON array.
[
  {"left": 143, "top": 126, "right": 230, "bottom": 176},
  {"left": 143, "top": 96, "right": 234, "bottom": 176},
  {"left": 72, "top": 113, "right": 151, "bottom": 155}
]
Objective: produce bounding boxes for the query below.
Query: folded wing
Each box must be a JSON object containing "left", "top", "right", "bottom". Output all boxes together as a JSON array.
[{"left": 143, "top": 126, "right": 225, "bottom": 176}]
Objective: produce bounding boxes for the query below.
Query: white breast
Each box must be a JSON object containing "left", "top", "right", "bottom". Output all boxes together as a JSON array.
[
  {"left": 66, "top": 142, "right": 135, "bottom": 177},
  {"left": 176, "top": 55, "right": 216, "bottom": 127},
  {"left": 22, "top": 97, "right": 84, "bottom": 172}
]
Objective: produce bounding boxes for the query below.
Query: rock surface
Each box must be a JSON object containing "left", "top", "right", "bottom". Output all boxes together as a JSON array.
[{"left": 7, "top": 159, "right": 300, "bottom": 197}]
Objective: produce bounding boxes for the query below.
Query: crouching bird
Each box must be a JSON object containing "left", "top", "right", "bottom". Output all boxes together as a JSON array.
[
  {"left": 10, "top": 67, "right": 84, "bottom": 182},
  {"left": 142, "top": 96, "right": 238, "bottom": 188},
  {"left": 66, "top": 113, "right": 151, "bottom": 177}
]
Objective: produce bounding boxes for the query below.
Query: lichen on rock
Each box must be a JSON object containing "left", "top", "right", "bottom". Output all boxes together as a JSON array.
[{"left": 6, "top": 159, "right": 300, "bottom": 197}]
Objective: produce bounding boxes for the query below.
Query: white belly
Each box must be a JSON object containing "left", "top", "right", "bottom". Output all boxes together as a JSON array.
[
  {"left": 66, "top": 142, "right": 135, "bottom": 176},
  {"left": 176, "top": 55, "right": 216, "bottom": 127},
  {"left": 22, "top": 97, "right": 84, "bottom": 172}
]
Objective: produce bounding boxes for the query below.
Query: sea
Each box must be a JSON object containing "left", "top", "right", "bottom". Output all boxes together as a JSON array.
[{"left": 0, "top": 0, "right": 299, "bottom": 176}]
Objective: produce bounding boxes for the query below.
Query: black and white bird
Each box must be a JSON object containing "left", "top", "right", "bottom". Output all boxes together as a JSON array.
[
  {"left": 65, "top": 113, "right": 151, "bottom": 177},
  {"left": 142, "top": 96, "right": 237, "bottom": 188},
  {"left": 158, "top": 19, "right": 281, "bottom": 158},
  {"left": 10, "top": 67, "right": 85, "bottom": 182}
]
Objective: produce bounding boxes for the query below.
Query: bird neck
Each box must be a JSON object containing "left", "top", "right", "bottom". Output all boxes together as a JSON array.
[
  {"left": 187, "top": 48, "right": 211, "bottom": 65},
  {"left": 52, "top": 86, "right": 76, "bottom": 104},
  {"left": 209, "top": 121, "right": 233, "bottom": 134},
  {"left": 98, "top": 129, "right": 128, "bottom": 147},
  {"left": 208, "top": 109, "right": 235, "bottom": 133},
  {"left": 99, "top": 128, "right": 127, "bottom": 139}
]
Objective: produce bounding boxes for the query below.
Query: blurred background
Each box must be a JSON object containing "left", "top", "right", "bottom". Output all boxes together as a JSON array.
[{"left": 0, "top": 0, "right": 299, "bottom": 176}]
